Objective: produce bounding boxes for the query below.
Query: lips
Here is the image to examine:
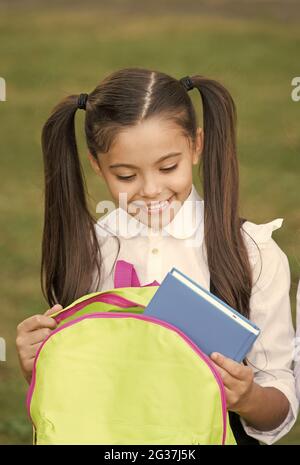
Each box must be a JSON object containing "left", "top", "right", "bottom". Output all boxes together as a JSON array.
[
  {"left": 147, "top": 195, "right": 174, "bottom": 206},
  {"left": 130, "top": 195, "right": 175, "bottom": 213}
]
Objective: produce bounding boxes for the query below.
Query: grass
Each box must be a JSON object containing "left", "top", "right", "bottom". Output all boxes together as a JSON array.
[{"left": 0, "top": 2, "right": 299, "bottom": 445}]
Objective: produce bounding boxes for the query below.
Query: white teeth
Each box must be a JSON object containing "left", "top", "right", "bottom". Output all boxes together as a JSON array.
[
  {"left": 147, "top": 201, "right": 168, "bottom": 211},
  {"left": 130, "top": 196, "right": 173, "bottom": 214}
]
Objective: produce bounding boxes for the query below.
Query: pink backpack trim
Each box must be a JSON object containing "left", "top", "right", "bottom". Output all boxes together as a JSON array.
[{"left": 114, "top": 259, "right": 160, "bottom": 288}]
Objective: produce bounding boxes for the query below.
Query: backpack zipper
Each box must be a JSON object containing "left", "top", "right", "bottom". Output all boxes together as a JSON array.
[{"left": 54, "top": 292, "right": 144, "bottom": 324}]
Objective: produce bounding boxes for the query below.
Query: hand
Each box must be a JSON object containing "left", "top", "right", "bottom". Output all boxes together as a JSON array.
[
  {"left": 210, "top": 352, "right": 255, "bottom": 413},
  {"left": 16, "top": 304, "right": 62, "bottom": 384}
]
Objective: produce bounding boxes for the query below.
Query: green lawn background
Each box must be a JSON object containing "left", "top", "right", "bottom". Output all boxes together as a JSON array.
[{"left": 0, "top": 2, "right": 299, "bottom": 444}]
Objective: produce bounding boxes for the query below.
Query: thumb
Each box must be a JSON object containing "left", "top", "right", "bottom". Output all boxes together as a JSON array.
[{"left": 44, "top": 304, "right": 63, "bottom": 317}]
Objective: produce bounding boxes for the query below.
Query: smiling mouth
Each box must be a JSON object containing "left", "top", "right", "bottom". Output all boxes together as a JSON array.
[
  {"left": 131, "top": 195, "right": 175, "bottom": 213},
  {"left": 144, "top": 195, "right": 175, "bottom": 213}
]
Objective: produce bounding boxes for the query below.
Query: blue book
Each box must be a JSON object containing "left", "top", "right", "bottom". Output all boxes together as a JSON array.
[{"left": 144, "top": 267, "right": 260, "bottom": 363}]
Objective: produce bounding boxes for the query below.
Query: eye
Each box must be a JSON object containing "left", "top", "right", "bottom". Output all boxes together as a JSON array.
[
  {"left": 160, "top": 164, "right": 178, "bottom": 172},
  {"left": 115, "top": 164, "right": 178, "bottom": 182},
  {"left": 116, "top": 175, "right": 136, "bottom": 181}
]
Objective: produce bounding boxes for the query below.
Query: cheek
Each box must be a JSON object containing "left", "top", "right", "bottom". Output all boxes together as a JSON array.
[
  {"left": 109, "top": 181, "right": 136, "bottom": 205},
  {"left": 171, "top": 167, "right": 193, "bottom": 192}
]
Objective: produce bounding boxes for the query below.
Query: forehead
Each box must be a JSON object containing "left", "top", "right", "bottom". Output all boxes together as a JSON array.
[{"left": 100, "top": 117, "right": 191, "bottom": 166}]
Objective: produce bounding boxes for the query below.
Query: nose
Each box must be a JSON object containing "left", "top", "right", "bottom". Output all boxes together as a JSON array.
[{"left": 140, "top": 176, "right": 162, "bottom": 200}]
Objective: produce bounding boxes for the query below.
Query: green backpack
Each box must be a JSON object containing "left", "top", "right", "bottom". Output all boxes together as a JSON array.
[{"left": 27, "top": 260, "right": 236, "bottom": 445}]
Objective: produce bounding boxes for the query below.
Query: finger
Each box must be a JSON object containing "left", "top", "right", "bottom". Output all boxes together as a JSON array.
[
  {"left": 30, "top": 342, "right": 44, "bottom": 358},
  {"left": 223, "top": 385, "right": 246, "bottom": 412},
  {"left": 223, "top": 386, "right": 235, "bottom": 408},
  {"left": 210, "top": 352, "right": 244, "bottom": 380},
  {"left": 211, "top": 360, "right": 236, "bottom": 389},
  {"left": 17, "top": 330, "right": 52, "bottom": 356},
  {"left": 21, "top": 342, "right": 43, "bottom": 360},
  {"left": 26, "top": 328, "right": 54, "bottom": 345},
  {"left": 17, "top": 343, "right": 43, "bottom": 368},
  {"left": 21, "top": 357, "right": 36, "bottom": 380},
  {"left": 44, "top": 304, "right": 63, "bottom": 317},
  {"left": 18, "top": 314, "right": 57, "bottom": 333}
]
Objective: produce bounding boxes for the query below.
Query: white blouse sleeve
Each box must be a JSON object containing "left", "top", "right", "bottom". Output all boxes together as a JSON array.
[
  {"left": 239, "top": 219, "right": 298, "bottom": 444},
  {"left": 294, "top": 280, "right": 300, "bottom": 401}
]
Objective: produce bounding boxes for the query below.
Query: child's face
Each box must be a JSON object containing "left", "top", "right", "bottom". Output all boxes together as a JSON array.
[{"left": 89, "top": 116, "right": 203, "bottom": 229}]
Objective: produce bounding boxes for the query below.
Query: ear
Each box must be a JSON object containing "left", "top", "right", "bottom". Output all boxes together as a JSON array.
[
  {"left": 88, "top": 152, "right": 103, "bottom": 177},
  {"left": 192, "top": 127, "right": 204, "bottom": 165}
]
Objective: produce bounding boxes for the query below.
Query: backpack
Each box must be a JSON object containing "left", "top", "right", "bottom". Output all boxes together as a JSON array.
[{"left": 27, "top": 260, "right": 236, "bottom": 445}]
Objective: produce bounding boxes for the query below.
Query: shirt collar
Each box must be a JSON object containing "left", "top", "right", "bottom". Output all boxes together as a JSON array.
[{"left": 97, "top": 184, "right": 204, "bottom": 240}]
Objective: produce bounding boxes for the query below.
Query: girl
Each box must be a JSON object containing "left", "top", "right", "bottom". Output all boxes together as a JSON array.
[
  {"left": 16, "top": 68, "right": 298, "bottom": 444},
  {"left": 294, "top": 280, "right": 300, "bottom": 402}
]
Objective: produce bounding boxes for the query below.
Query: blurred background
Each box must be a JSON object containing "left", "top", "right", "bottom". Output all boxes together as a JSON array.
[{"left": 0, "top": 0, "right": 299, "bottom": 445}]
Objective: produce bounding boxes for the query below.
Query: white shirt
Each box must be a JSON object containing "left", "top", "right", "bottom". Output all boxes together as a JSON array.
[
  {"left": 93, "top": 184, "right": 298, "bottom": 444},
  {"left": 294, "top": 280, "right": 300, "bottom": 401}
]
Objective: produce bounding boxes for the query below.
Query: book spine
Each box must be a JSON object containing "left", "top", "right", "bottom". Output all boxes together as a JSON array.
[{"left": 234, "top": 333, "right": 257, "bottom": 363}]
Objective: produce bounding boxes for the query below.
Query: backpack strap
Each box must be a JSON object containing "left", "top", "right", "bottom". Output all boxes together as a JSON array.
[
  {"left": 114, "top": 260, "right": 141, "bottom": 287},
  {"left": 114, "top": 260, "right": 160, "bottom": 288},
  {"left": 210, "top": 217, "right": 260, "bottom": 445}
]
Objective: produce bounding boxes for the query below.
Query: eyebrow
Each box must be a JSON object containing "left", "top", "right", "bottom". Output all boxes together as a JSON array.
[{"left": 109, "top": 152, "right": 182, "bottom": 169}]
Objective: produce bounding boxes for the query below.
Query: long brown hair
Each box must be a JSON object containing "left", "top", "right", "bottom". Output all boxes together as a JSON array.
[{"left": 41, "top": 67, "right": 255, "bottom": 316}]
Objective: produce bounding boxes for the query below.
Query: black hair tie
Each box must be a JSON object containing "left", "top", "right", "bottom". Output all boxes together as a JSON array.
[
  {"left": 179, "top": 76, "right": 194, "bottom": 92},
  {"left": 77, "top": 93, "right": 89, "bottom": 110}
]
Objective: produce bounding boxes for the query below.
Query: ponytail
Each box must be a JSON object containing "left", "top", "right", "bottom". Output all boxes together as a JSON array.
[
  {"left": 192, "top": 76, "right": 253, "bottom": 318},
  {"left": 41, "top": 95, "right": 101, "bottom": 307}
]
